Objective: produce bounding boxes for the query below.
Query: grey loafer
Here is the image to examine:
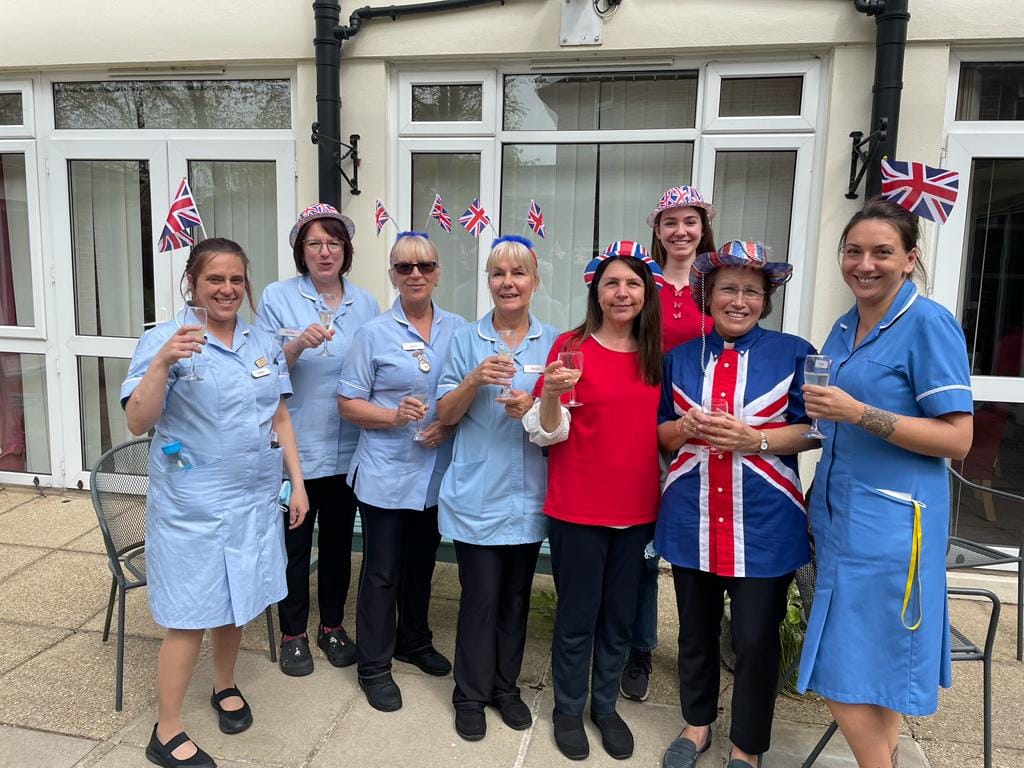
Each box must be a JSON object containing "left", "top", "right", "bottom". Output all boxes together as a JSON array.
[{"left": 662, "top": 729, "right": 712, "bottom": 768}]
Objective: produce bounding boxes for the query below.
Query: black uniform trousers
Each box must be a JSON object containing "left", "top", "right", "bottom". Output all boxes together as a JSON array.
[
  {"left": 355, "top": 501, "right": 441, "bottom": 679},
  {"left": 672, "top": 565, "right": 794, "bottom": 755},
  {"left": 278, "top": 474, "right": 359, "bottom": 637},
  {"left": 548, "top": 517, "right": 655, "bottom": 716},
  {"left": 452, "top": 539, "right": 542, "bottom": 711}
]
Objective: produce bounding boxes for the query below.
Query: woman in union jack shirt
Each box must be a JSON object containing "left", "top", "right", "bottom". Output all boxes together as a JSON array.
[{"left": 656, "top": 241, "right": 819, "bottom": 768}]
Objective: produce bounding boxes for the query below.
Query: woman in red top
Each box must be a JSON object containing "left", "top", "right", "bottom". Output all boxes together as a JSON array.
[{"left": 524, "top": 241, "right": 663, "bottom": 761}]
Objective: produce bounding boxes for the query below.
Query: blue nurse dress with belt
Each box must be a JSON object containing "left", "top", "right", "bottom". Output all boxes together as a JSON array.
[
  {"left": 796, "top": 280, "right": 973, "bottom": 715},
  {"left": 120, "top": 312, "right": 292, "bottom": 630}
]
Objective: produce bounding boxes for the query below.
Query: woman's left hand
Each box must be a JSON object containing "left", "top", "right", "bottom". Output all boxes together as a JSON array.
[
  {"left": 803, "top": 383, "right": 864, "bottom": 424},
  {"left": 700, "top": 411, "right": 758, "bottom": 453},
  {"left": 287, "top": 483, "right": 309, "bottom": 530},
  {"left": 497, "top": 389, "right": 533, "bottom": 420},
  {"left": 416, "top": 420, "right": 453, "bottom": 449}
]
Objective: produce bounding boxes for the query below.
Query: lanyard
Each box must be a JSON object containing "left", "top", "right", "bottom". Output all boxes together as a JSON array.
[{"left": 900, "top": 500, "right": 924, "bottom": 631}]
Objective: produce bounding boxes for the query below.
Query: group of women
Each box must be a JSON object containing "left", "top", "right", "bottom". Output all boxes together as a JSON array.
[{"left": 123, "top": 189, "right": 973, "bottom": 768}]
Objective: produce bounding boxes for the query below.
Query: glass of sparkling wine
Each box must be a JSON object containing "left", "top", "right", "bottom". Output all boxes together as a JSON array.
[
  {"left": 701, "top": 397, "right": 729, "bottom": 456},
  {"left": 804, "top": 354, "right": 833, "bottom": 439},
  {"left": 317, "top": 294, "right": 336, "bottom": 357},
  {"left": 409, "top": 386, "right": 430, "bottom": 442},
  {"left": 182, "top": 305, "right": 207, "bottom": 382},
  {"left": 496, "top": 329, "right": 515, "bottom": 400},
  {"left": 557, "top": 350, "right": 584, "bottom": 407}
]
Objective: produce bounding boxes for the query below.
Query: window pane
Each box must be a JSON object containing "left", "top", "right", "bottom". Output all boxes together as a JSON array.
[
  {"left": 412, "top": 84, "right": 482, "bottom": 122},
  {"left": 411, "top": 153, "right": 481, "bottom": 321},
  {"left": 189, "top": 160, "right": 277, "bottom": 323},
  {"left": 0, "top": 93, "right": 22, "bottom": 126},
  {"left": 78, "top": 357, "right": 132, "bottom": 471},
  {"left": 957, "top": 63, "right": 1024, "bottom": 121},
  {"left": 0, "top": 352, "right": 50, "bottom": 475},
  {"left": 960, "top": 158, "right": 1024, "bottom": 377},
  {"left": 503, "top": 72, "right": 697, "bottom": 131},
  {"left": 712, "top": 150, "right": 797, "bottom": 332},
  {"left": 501, "top": 142, "right": 693, "bottom": 330},
  {"left": 54, "top": 80, "right": 291, "bottom": 129},
  {"left": 70, "top": 160, "right": 153, "bottom": 338},
  {"left": 1, "top": 153, "right": 35, "bottom": 326},
  {"left": 719, "top": 76, "right": 802, "bottom": 117}
]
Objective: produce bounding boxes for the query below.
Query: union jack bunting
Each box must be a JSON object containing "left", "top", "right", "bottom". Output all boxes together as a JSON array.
[
  {"left": 526, "top": 199, "right": 546, "bottom": 238},
  {"left": 158, "top": 178, "right": 204, "bottom": 253},
  {"left": 374, "top": 199, "right": 393, "bottom": 237},
  {"left": 458, "top": 198, "right": 491, "bottom": 237},
  {"left": 429, "top": 194, "right": 453, "bottom": 233},
  {"left": 880, "top": 159, "right": 960, "bottom": 224}
]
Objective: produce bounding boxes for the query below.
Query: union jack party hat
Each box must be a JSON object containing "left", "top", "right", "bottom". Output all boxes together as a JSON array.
[
  {"left": 690, "top": 240, "right": 792, "bottom": 299},
  {"left": 289, "top": 203, "right": 355, "bottom": 247},
  {"left": 583, "top": 240, "right": 666, "bottom": 291},
  {"left": 646, "top": 185, "right": 717, "bottom": 228}
]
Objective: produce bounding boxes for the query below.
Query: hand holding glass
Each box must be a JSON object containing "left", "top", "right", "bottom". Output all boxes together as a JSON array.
[
  {"left": 701, "top": 397, "right": 729, "bottom": 456},
  {"left": 409, "top": 389, "right": 430, "bottom": 442},
  {"left": 557, "top": 351, "right": 584, "bottom": 408},
  {"left": 181, "top": 306, "right": 207, "bottom": 382},
  {"left": 316, "top": 293, "right": 336, "bottom": 357},
  {"left": 496, "top": 330, "right": 516, "bottom": 400},
  {"left": 803, "top": 355, "right": 832, "bottom": 439}
]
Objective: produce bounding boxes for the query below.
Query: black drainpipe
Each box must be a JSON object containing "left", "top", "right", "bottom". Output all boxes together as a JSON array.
[{"left": 854, "top": 0, "right": 911, "bottom": 198}]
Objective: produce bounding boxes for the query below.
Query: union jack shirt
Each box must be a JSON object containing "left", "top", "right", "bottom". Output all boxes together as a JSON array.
[{"left": 654, "top": 326, "right": 813, "bottom": 578}]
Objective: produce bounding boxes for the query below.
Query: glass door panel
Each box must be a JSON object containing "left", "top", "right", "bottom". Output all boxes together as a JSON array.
[{"left": 0, "top": 152, "right": 35, "bottom": 327}]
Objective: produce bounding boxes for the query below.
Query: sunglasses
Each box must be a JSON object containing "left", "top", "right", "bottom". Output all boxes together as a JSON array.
[{"left": 391, "top": 261, "right": 438, "bottom": 276}]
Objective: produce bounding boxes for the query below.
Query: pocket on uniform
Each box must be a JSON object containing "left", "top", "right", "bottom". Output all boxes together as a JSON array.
[
  {"left": 843, "top": 478, "right": 919, "bottom": 563},
  {"left": 447, "top": 457, "right": 486, "bottom": 499}
]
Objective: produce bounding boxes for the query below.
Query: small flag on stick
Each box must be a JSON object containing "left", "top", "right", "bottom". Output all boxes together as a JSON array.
[
  {"left": 375, "top": 199, "right": 394, "bottom": 237},
  {"left": 428, "top": 194, "right": 453, "bottom": 233},
  {"left": 526, "top": 199, "right": 547, "bottom": 239},
  {"left": 158, "top": 178, "right": 204, "bottom": 252},
  {"left": 458, "top": 198, "right": 491, "bottom": 238},
  {"left": 880, "top": 159, "right": 960, "bottom": 224}
]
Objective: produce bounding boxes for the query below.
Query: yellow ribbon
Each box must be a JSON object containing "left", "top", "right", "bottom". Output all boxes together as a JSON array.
[{"left": 900, "top": 500, "right": 923, "bottom": 631}]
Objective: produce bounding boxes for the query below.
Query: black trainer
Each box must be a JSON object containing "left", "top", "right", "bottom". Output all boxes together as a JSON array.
[
  {"left": 591, "top": 710, "right": 634, "bottom": 760},
  {"left": 317, "top": 626, "right": 357, "bottom": 667},
  {"left": 394, "top": 645, "right": 452, "bottom": 676},
  {"left": 279, "top": 635, "right": 314, "bottom": 677},
  {"left": 455, "top": 708, "right": 486, "bottom": 741},
  {"left": 620, "top": 647, "right": 652, "bottom": 702},
  {"left": 552, "top": 709, "right": 589, "bottom": 761},
  {"left": 358, "top": 672, "right": 403, "bottom": 712}
]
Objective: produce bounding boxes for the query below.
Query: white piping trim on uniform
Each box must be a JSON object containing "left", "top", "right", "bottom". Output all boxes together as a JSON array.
[{"left": 916, "top": 384, "right": 972, "bottom": 402}]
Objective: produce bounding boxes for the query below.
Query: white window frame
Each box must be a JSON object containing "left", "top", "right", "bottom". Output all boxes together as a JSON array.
[
  {"left": 398, "top": 70, "right": 497, "bottom": 137},
  {"left": 0, "top": 80, "right": 34, "bottom": 139},
  {"left": 0, "top": 140, "right": 47, "bottom": 339},
  {"left": 703, "top": 60, "right": 820, "bottom": 134}
]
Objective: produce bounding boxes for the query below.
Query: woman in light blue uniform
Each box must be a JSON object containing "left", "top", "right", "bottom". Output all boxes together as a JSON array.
[
  {"left": 122, "top": 238, "right": 308, "bottom": 768},
  {"left": 338, "top": 232, "right": 466, "bottom": 713},
  {"left": 435, "top": 235, "right": 559, "bottom": 742},
  {"left": 257, "top": 204, "right": 380, "bottom": 676},
  {"left": 797, "top": 198, "right": 973, "bottom": 767}
]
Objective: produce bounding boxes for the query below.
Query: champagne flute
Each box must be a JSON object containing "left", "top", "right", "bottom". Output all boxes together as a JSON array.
[
  {"left": 316, "top": 293, "right": 336, "bottom": 357},
  {"left": 409, "top": 386, "right": 430, "bottom": 442},
  {"left": 496, "top": 329, "right": 516, "bottom": 400},
  {"left": 181, "top": 305, "right": 207, "bottom": 382},
  {"left": 804, "top": 354, "right": 833, "bottom": 439},
  {"left": 701, "top": 397, "right": 729, "bottom": 456},
  {"left": 557, "top": 350, "right": 584, "bottom": 408}
]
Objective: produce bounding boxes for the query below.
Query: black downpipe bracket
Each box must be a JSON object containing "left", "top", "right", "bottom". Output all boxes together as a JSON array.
[{"left": 337, "top": 0, "right": 506, "bottom": 40}]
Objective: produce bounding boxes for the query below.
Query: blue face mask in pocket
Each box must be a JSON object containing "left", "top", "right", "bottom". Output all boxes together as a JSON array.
[{"left": 278, "top": 480, "right": 292, "bottom": 513}]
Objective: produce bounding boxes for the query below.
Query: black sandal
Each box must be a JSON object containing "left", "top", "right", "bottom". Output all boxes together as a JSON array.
[
  {"left": 145, "top": 724, "right": 216, "bottom": 768},
  {"left": 210, "top": 686, "right": 253, "bottom": 734}
]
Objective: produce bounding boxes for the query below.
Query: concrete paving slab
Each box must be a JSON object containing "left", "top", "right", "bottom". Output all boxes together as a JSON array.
[
  {"left": 0, "top": 622, "right": 73, "bottom": 676},
  {"left": 0, "top": 723, "right": 97, "bottom": 768},
  {"left": 949, "top": 595, "right": 1019, "bottom": 665},
  {"left": 0, "top": 494, "right": 98, "bottom": 549},
  {"left": 0, "top": 542, "right": 48, "bottom": 580},
  {"left": 81, "top": 743, "right": 286, "bottom": 768},
  {"left": 0, "top": 631, "right": 160, "bottom": 739},
  {"left": 64, "top": 526, "right": 109, "bottom": 555},
  {"left": 0, "top": 550, "right": 112, "bottom": 629},
  {"left": 920, "top": 737, "right": 1024, "bottom": 768}
]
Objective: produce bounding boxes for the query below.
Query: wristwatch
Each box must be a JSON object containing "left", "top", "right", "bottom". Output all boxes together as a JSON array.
[{"left": 759, "top": 431, "right": 769, "bottom": 452}]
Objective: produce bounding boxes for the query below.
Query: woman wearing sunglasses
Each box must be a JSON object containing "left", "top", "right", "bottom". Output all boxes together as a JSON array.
[{"left": 338, "top": 232, "right": 466, "bottom": 713}]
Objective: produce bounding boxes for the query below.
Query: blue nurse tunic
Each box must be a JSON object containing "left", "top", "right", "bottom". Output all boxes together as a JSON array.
[
  {"left": 120, "top": 312, "right": 292, "bottom": 630},
  {"left": 796, "top": 280, "right": 973, "bottom": 715}
]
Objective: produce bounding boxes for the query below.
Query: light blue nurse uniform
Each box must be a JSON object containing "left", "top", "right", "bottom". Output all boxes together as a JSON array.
[
  {"left": 120, "top": 311, "right": 291, "bottom": 630},
  {"left": 436, "top": 311, "right": 559, "bottom": 545},
  {"left": 257, "top": 274, "right": 380, "bottom": 479},
  {"left": 796, "top": 280, "right": 973, "bottom": 715},
  {"left": 339, "top": 298, "right": 466, "bottom": 510}
]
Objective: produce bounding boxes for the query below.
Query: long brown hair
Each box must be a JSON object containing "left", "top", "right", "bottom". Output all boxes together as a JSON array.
[
  {"left": 180, "top": 237, "right": 257, "bottom": 311},
  {"left": 568, "top": 257, "right": 662, "bottom": 386},
  {"left": 839, "top": 196, "right": 928, "bottom": 286},
  {"left": 649, "top": 207, "right": 716, "bottom": 269}
]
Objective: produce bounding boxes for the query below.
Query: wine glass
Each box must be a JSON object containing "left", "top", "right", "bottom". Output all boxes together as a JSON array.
[
  {"left": 701, "top": 397, "right": 729, "bottom": 456},
  {"left": 496, "top": 330, "right": 516, "bottom": 400},
  {"left": 408, "top": 384, "right": 430, "bottom": 442},
  {"left": 181, "top": 305, "right": 207, "bottom": 382},
  {"left": 557, "top": 350, "right": 584, "bottom": 408},
  {"left": 804, "top": 355, "right": 833, "bottom": 439},
  {"left": 316, "top": 293, "right": 336, "bottom": 357}
]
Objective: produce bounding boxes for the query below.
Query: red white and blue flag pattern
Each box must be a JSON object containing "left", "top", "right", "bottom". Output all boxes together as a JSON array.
[
  {"left": 429, "top": 194, "right": 453, "bottom": 233},
  {"left": 880, "top": 159, "right": 960, "bottom": 224},
  {"left": 526, "top": 199, "right": 546, "bottom": 238},
  {"left": 458, "top": 198, "right": 491, "bottom": 237},
  {"left": 374, "top": 199, "right": 393, "bottom": 237},
  {"left": 158, "top": 178, "right": 203, "bottom": 252}
]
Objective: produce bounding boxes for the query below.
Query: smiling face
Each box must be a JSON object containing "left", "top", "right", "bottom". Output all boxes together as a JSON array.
[
  {"left": 301, "top": 221, "right": 346, "bottom": 287},
  {"left": 597, "top": 259, "right": 646, "bottom": 329},
  {"left": 190, "top": 252, "right": 247, "bottom": 328},
  {"left": 840, "top": 218, "right": 917, "bottom": 311},
  {"left": 656, "top": 206, "right": 705, "bottom": 264},
  {"left": 708, "top": 266, "right": 767, "bottom": 341},
  {"left": 389, "top": 236, "right": 440, "bottom": 307},
  {"left": 488, "top": 252, "right": 538, "bottom": 319}
]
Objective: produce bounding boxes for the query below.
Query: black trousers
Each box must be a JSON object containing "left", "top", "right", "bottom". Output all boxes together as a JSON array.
[
  {"left": 452, "top": 539, "right": 542, "bottom": 711},
  {"left": 672, "top": 566, "right": 793, "bottom": 755},
  {"left": 278, "top": 474, "right": 359, "bottom": 637},
  {"left": 548, "top": 517, "right": 655, "bottom": 716},
  {"left": 356, "top": 501, "right": 441, "bottom": 679}
]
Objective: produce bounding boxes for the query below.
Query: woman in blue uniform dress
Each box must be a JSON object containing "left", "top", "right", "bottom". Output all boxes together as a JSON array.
[
  {"left": 797, "top": 198, "right": 974, "bottom": 767},
  {"left": 122, "top": 238, "right": 308, "bottom": 768},
  {"left": 257, "top": 204, "right": 379, "bottom": 675},
  {"left": 435, "top": 235, "right": 559, "bottom": 741}
]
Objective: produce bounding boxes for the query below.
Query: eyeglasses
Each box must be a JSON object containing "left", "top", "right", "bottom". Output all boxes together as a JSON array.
[
  {"left": 391, "top": 261, "right": 438, "bottom": 276},
  {"left": 304, "top": 240, "right": 344, "bottom": 253},
  {"left": 715, "top": 285, "right": 766, "bottom": 299}
]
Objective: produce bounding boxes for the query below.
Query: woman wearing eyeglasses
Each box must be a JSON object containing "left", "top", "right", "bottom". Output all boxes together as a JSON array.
[
  {"left": 257, "top": 204, "right": 380, "bottom": 677},
  {"left": 338, "top": 232, "right": 466, "bottom": 712}
]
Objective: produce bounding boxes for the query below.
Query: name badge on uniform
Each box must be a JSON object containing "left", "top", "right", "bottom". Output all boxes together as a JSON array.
[
  {"left": 252, "top": 368, "right": 271, "bottom": 378},
  {"left": 402, "top": 341, "right": 425, "bottom": 351},
  {"left": 524, "top": 364, "right": 545, "bottom": 374},
  {"left": 254, "top": 356, "right": 268, "bottom": 368}
]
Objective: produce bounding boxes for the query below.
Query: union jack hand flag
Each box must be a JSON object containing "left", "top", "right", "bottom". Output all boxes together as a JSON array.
[
  {"left": 880, "top": 159, "right": 960, "bottom": 224},
  {"left": 429, "top": 194, "right": 453, "bottom": 233},
  {"left": 375, "top": 199, "right": 393, "bottom": 237},
  {"left": 158, "top": 178, "right": 204, "bottom": 253},
  {"left": 458, "top": 198, "right": 491, "bottom": 238},
  {"left": 526, "top": 199, "right": 546, "bottom": 238}
]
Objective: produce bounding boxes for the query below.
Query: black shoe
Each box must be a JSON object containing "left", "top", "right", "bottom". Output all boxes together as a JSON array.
[
  {"left": 455, "top": 708, "right": 486, "bottom": 741},
  {"left": 552, "top": 709, "right": 589, "bottom": 761},
  {"left": 394, "top": 646, "right": 452, "bottom": 676},
  {"left": 358, "top": 672, "right": 403, "bottom": 712},
  {"left": 317, "top": 626, "right": 357, "bottom": 667},
  {"left": 591, "top": 710, "right": 634, "bottom": 760},
  {"left": 279, "top": 635, "right": 314, "bottom": 677},
  {"left": 493, "top": 695, "right": 532, "bottom": 730},
  {"left": 620, "top": 648, "right": 652, "bottom": 702},
  {"left": 145, "top": 725, "right": 216, "bottom": 768},
  {"left": 210, "top": 687, "right": 253, "bottom": 735}
]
